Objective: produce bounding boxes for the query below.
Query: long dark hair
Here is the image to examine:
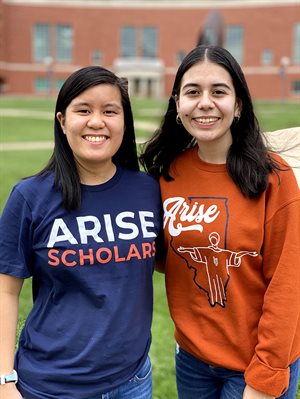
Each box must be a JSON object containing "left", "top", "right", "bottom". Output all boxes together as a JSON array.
[
  {"left": 139, "top": 45, "right": 280, "bottom": 198},
  {"left": 38, "top": 66, "right": 139, "bottom": 210}
]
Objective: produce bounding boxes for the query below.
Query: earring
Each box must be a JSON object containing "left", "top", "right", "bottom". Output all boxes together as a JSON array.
[
  {"left": 176, "top": 114, "right": 182, "bottom": 125},
  {"left": 234, "top": 114, "right": 241, "bottom": 123}
]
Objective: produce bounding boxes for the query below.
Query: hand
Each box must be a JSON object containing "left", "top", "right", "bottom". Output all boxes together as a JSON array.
[
  {"left": 0, "top": 383, "right": 22, "bottom": 399},
  {"left": 243, "top": 384, "right": 275, "bottom": 399}
]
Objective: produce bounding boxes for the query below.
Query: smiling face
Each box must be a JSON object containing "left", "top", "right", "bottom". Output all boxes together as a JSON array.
[
  {"left": 57, "top": 84, "right": 124, "bottom": 182},
  {"left": 176, "top": 60, "right": 241, "bottom": 163}
]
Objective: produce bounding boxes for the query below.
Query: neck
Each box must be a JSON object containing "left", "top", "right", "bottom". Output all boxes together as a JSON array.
[
  {"left": 78, "top": 162, "right": 117, "bottom": 185},
  {"left": 196, "top": 135, "right": 232, "bottom": 164},
  {"left": 197, "top": 146, "right": 228, "bottom": 164}
]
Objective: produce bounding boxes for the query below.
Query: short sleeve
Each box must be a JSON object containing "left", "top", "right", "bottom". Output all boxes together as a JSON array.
[{"left": 0, "top": 186, "right": 34, "bottom": 278}]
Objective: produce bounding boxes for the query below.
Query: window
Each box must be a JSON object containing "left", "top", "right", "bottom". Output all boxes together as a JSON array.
[
  {"left": 142, "top": 27, "right": 157, "bottom": 58},
  {"left": 293, "top": 22, "right": 300, "bottom": 64},
  {"left": 262, "top": 49, "right": 273, "bottom": 65},
  {"left": 33, "top": 23, "right": 73, "bottom": 63},
  {"left": 225, "top": 25, "right": 244, "bottom": 64},
  {"left": 292, "top": 80, "right": 300, "bottom": 94},
  {"left": 35, "top": 78, "right": 50, "bottom": 93},
  {"left": 33, "top": 24, "right": 50, "bottom": 62},
  {"left": 56, "top": 25, "right": 73, "bottom": 63},
  {"left": 121, "top": 27, "right": 136, "bottom": 57},
  {"left": 120, "top": 26, "right": 158, "bottom": 58},
  {"left": 56, "top": 79, "right": 65, "bottom": 91},
  {"left": 91, "top": 49, "right": 102, "bottom": 65},
  {"left": 177, "top": 51, "right": 186, "bottom": 64}
]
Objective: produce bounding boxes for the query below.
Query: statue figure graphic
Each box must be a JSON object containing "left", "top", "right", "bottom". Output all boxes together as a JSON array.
[{"left": 176, "top": 232, "right": 257, "bottom": 307}]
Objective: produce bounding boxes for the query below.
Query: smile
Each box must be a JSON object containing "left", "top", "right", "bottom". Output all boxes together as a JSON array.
[
  {"left": 194, "top": 117, "right": 219, "bottom": 123},
  {"left": 83, "top": 135, "right": 107, "bottom": 143}
]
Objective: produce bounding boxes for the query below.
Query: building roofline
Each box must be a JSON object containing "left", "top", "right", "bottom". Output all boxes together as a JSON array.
[{"left": 3, "top": 0, "right": 300, "bottom": 8}]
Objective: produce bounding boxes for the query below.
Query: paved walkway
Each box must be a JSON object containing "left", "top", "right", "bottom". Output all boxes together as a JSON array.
[{"left": 1, "top": 107, "right": 299, "bottom": 185}]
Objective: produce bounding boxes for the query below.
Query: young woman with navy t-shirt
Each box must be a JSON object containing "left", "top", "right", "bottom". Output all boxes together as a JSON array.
[{"left": 0, "top": 66, "right": 162, "bottom": 399}]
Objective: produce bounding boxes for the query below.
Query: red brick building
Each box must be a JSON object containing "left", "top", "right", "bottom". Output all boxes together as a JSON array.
[{"left": 0, "top": 0, "right": 299, "bottom": 100}]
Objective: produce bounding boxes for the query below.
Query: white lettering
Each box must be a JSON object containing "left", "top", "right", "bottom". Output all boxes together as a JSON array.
[
  {"left": 47, "top": 218, "right": 78, "bottom": 247},
  {"left": 116, "top": 212, "right": 139, "bottom": 240},
  {"left": 104, "top": 214, "right": 115, "bottom": 242},
  {"left": 163, "top": 197, "right": 220, "bottom": 237},
  {"left": 77, "top": 216, "right": 103, "bottom": 244},
  {"left": 47, "top": 211, "right": 156, "bottom": 246},
  {"left": 139, "top": 211, "right": 156, "bottom": 238}
]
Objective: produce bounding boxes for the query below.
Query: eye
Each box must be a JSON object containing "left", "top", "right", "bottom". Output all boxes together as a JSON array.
[
  {"left": 185, "top": 89, "right": 200, "bottom": 96},
  {"left": 104, "top": 108, "right": 121, "bottom": 116},
  {"left": 212, "top": 87, "right": 229, "bottom": 96},
  {"left": 76, "top": 109, "right": 90, "bottom": 114}
]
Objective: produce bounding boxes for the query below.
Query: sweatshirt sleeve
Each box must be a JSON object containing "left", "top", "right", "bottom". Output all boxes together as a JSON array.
[{"left": 244, "top": 165, "right": 300, "bottom": 397}]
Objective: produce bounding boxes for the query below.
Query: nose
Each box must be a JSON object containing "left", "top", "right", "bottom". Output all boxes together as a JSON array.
[
  {"left": 197, "top": 92, "right": 214, "bottom": 110},
  {"left": 87, "top": 112, "right": 105, "bottom": 129}
]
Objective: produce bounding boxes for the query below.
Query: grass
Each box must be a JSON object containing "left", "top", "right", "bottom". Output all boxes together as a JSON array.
[
  {"left": 254, "top": 101, "right": 300, "bottom": 131},
  {"left": 1, "top": 97, "right": 300, "bottom": 398}
]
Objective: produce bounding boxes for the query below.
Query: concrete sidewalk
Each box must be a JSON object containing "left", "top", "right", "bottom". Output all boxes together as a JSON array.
[{"left": 1, "top": 127, "right": 299, "bottom": 186}]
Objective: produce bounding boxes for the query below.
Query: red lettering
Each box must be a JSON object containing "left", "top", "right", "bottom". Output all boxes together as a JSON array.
[
  {"left": 96, "top": 247, "right": 112, "bottom": 264},
  {"left": 79, "top": 248, "right": 95, "bottom": 266},
  {"left": 126, "top": 244, "right": 142, "bottom": 261},
  {"left": 142, "top": 242, "right": 152, "bottom": 258},
  {"left": 114, "top": 246, "right": 126, "bottom": 262},
  {"left": 61, "top": 250, "right": 77, "bottom": 267},
  {"left": 152, "top": 241, "right": 156, "bottom": 256},
  {"left": 48, "top": 249, "right": 60, "bottom": 266}
]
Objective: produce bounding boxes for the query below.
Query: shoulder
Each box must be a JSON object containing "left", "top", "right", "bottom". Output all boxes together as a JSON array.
[
  {"left": 6, "top": 173, "right": 59, "bottom": 213},
  {"left": 1, "top": 173, "right": 60, "bottom": 230},
  {"left": 268, "top": 152, "right": 299, "bottom": 189},
  {"left": 14, "top": 173, "right": 55, "bottom": 198}
]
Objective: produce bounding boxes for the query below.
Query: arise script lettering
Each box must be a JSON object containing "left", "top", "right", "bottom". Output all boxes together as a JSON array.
[{"left": 163, "top": 197, "right": 220, "bottom": 236}]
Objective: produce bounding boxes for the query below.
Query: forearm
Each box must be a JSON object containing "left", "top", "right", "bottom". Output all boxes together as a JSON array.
[
  {"left": 243, "top": 384, "right": 274, "bottom": 399},
  {"left": 0, "top": 274, "right": 23, "bottom": 374}
]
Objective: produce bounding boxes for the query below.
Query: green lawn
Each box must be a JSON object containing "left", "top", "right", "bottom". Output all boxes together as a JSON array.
[{"left": 1, "top": 97, "right": 299, "bottom": 398}]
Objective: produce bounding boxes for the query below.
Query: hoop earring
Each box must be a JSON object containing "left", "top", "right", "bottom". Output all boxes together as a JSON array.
[
  {"left": 234, "top": 114, "right": 241, "bottom": 124},
  {"left": 176, "top": 114, "right": 182, "bottom": 125}
]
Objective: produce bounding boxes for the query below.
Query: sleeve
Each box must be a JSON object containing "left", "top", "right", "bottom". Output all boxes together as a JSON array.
[
  {"left": 244, "top": 168, "right": 300, "bottom": 397},
  {"left": 0, "top": 186, "right": 34, "bottom": 278}
]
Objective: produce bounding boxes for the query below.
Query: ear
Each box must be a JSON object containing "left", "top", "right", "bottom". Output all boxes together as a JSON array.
[
  {"left": 56, "top": 112, "right": 66, "bottom": 134},
  {"left": 234, "top": 99, "right": 242, "bottom": 118}
]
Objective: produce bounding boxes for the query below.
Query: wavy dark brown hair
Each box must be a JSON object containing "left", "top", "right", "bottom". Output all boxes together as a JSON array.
[{"left": 139, "top": 45, "right": 281, "bottom": 198}]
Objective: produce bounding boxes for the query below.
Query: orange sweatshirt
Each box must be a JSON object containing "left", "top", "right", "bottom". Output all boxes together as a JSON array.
[{"left": 160, "top": 146, "right": 300, "bottom": 397}]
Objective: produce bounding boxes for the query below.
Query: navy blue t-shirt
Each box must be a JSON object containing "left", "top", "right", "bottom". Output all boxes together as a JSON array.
[{"left": 0, "top": 167, "right": 162, "bottom": 399}]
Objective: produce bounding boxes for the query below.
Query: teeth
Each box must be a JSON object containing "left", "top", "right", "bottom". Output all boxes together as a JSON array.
[
  {"left": 196, "top": 117, "right": 218, "bottom": 123},
  {"left": 84, "top": 136, "right": 107, "bottom": 142}
]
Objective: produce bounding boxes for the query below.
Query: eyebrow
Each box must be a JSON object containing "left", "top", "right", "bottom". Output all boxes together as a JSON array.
[
  {"left": 72, "top": 101, "right": 122, "bottom": 110},
  {"left": 182, "top": 82, "right": 232, "bottom": 91},
  {"left": 72, "top": 101, "right": 90, "bottom": 108}
]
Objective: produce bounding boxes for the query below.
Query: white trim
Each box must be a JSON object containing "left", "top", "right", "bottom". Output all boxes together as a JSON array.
[
  {"left": 1, "top": 62, "right": 300, "bottom": 76},
  {"left": 165, "top": 65, "right": 300, "bottom": 75},
  {"left": 2, "top": 0, "right": 300, "bottom": 9},
  {"left": 0, "top": 62, "right": 81, "bottom": 72}
]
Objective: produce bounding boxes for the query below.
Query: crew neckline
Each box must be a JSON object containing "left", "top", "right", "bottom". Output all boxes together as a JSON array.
[
  {"left": 80, "top": 166, "right": 124, "bottom": 192},
  {"left": 191, "top": 146, "right": 227, "bottom": 172}
]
